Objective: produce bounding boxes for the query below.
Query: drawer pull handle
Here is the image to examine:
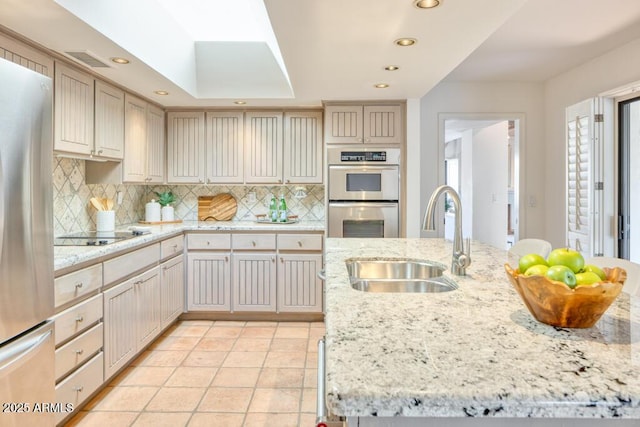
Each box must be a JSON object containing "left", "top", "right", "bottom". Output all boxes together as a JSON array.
[
  {"left": 75, "top": 316, "right": 84, "bottom": 322},
  {"left": 75, "top": 349, "right": 84, "bottom": 355},
  {"left": 297, "top": 241, "right": 303, "bottom": 247},
  {"left": 252, "top": 241, "right": 256, "bottom": 247},
  {"left": 207, "top": 241, "right": 211, "bottom": 245},
  {"left": 75, "top": 282, "right": 83, "bottom": 289},
  {"left": 73, "top": 386, "right": 84, "bottom": 393}
]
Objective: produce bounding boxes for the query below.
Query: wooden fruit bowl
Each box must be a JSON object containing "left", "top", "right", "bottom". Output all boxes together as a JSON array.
[{"left": 504, "top": 264, "right": 627, "bottom": 328}]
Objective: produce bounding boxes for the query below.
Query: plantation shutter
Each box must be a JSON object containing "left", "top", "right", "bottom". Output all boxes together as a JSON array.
[{"left": 565, "top": 98, "right": 604, "bottom": 257}]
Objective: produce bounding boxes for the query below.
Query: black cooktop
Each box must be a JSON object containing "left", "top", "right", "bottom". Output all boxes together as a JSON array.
[{"left": 54, "top": 231, "right": 147, "bottom": 246}]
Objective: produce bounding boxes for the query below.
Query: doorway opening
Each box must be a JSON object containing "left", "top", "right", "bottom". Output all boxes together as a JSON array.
[{"left": 440, "top": 115, "right": 522, "bottom": 250}]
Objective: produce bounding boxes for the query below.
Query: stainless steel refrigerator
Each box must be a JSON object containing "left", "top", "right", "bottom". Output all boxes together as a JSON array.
[{"left": 0, "top": 58, "right": 55, "bottom": 426}]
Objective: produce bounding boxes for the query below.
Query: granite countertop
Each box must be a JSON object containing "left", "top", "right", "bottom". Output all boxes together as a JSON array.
[
  {"left": 54, "top": 219, "right": 325, "bottom": 272},
  {"left": 324, "top": 238, "right": 640, "bottom": 419}
]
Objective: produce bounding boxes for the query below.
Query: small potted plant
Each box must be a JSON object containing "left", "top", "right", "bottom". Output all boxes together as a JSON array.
[{"left": 155, "top": 191, "right": 176, "bottom": 222}]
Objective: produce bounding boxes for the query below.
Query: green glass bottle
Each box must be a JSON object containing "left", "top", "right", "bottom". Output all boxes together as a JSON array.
[
  {"left": 269, "top": 195, "right": 277, "bottom": 222},
  {"left": 278, "top": 194, "right": 288, "bottom": 222}
]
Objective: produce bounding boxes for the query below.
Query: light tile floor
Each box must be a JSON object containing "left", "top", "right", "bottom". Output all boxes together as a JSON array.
[{"left": 65, "top": 320, "right": 325, "bottom": 427}]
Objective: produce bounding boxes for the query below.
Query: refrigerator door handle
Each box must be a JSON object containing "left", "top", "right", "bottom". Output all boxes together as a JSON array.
[{"left": 0, "top": 328, "right": 52, "bottom": 376}]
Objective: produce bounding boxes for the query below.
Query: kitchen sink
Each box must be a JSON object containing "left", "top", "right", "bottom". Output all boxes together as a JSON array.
[{"left": 345, "top": 258, "right": 458, "bottom": 293}]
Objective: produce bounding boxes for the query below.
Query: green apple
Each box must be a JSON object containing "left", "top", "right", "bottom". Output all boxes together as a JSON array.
[
  {"left": 547, "top": 248, "right": 585, "bottom": 273},
  {"left": 581, "top": 264, "right": 607, "bottom": 281},
  {"left": 524, "top": 264, "right": 549, "bottom": 277},
  {"left": 545, "top": 265, "right": 577, "bottom": 288},
  {"left": 575, "top": 271, "right": 603, "bottom": 286},
  {"left": 518, "top": 253, "right": 548, "bottom": 274}
]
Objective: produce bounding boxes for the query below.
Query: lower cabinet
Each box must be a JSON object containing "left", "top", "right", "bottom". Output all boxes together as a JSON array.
[
  {"left": 161, "top": 255, "right": 185, "bottom": 328},
  {"left": 103, "top": 265, "right": 161, "bottom": 380},
  {"left": 232, "top": 253, "right": 277, "bottom": 312},
  {"left": 55, "top": 352, "right": 104, "bottom": 425},
  {"left": 277, "top": 253, "right": 323, "bottom": 312},
  {"left": 185, "top": 231, "right": 323, "bottom": 314},
  {"left": 187, "top": 252, "right": 231, "bottom": 311}
]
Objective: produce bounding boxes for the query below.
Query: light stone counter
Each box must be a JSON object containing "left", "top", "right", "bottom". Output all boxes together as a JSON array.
[
  {"left": 54, "top": 220, "right": 325, "bottom": 273},
  {"left": 324, "top": 238, "right": 640, "bottom": 424}
]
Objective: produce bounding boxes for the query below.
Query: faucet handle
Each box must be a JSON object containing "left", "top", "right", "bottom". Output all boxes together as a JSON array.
[{"left": 458, "top": 238, "right": 471, "bottom": 269}]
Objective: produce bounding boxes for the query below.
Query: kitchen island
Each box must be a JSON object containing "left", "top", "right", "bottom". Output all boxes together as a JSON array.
[{"left": 324, "top": 238, "right": 640, "bottom": 426}]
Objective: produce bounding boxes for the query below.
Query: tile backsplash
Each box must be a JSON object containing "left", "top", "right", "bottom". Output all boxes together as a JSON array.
[{"left": 52, "top": 158, "right": 325, "bottom": 236}]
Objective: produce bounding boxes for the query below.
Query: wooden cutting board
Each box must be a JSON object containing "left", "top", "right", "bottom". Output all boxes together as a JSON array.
[{"left": 198, "top": 194, "right": 237, "bottom": 221}]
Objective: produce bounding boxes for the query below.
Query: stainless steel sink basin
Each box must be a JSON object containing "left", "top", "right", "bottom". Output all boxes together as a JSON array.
[
  {"left": 351, "top": 278, "right": 458, "bottom": 293},
  {"left": 345, "top": 258, "right": 458, "bottom": 293}
]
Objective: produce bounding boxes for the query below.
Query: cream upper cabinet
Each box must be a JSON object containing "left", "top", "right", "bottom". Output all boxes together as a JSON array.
[
  {"left": 146, "top": 104, "right": 165, "bottom": 183},
  {"left": 283, "top": 111, "right": 323, "bottom": 184},
  {"left": 206, "top": 111, "right": 244, "bottom": 184},
  {"left": 244, "top": 111, "right": 283, "bottom": 184},
  {"left": 123, "top": 94, "right": 165, "bottom": 183},
  {"left": 94, "top": 81, "right": 124, "bottom": 160},
  {"left": 167, "top": 112, "right": 206, "bottom": 184},
  {"left": 324, "top": 104, "right": 403, "bottom": 144},
  {"left": 54, "top": 62, "right": 94, "bottom": 155}
]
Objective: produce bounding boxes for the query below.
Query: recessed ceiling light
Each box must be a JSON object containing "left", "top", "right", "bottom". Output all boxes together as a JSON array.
[
  {"left": 234, "top": 101, "right": 246, "bottom": 105},
  {"left": 385, "top": 65, "right": 400, "bottom": 71},
  {"left": 374, "top": 83, "right": 389, "bottom": 89},
  {"left": 154, "top": 90, "right": 169, "bottom": 96},
  {"left": 395, "top": 38, "right": 417, "bottom": 47},
  {"left": 110, "top": 57, "right": 130, "bottom": 64},
  {"left": 414, "top": 0, "right": 440, "bottom": 9}
]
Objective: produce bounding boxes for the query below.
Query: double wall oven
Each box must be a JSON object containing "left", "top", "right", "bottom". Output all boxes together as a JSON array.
[{"left": 327, "top": 147, "right": 400, "bottom": 238}]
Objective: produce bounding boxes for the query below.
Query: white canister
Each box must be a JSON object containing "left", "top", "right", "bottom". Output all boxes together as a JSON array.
[
  {"left": 96, "top": 210, "right": 115, "bottom": 232},
  {"left": 145, "top": 199, "right": 161, "bottom": 222},
  {"left": 161, "top": 206, "right": 174, "bottom": 222}
]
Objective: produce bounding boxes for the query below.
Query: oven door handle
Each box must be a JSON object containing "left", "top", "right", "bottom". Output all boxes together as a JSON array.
[
  {"left": 329, "top": 202, "right": 398, "bottom": 208},
  {"left": 328, "top": 165, "right": 398, "bottom": 171}
]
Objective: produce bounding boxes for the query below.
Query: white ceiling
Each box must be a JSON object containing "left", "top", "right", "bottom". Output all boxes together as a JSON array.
[{"left": 2, "top": 0, "right": 640, "bottom": 108}]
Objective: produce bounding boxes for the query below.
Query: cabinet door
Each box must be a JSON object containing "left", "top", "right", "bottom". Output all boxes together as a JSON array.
[
  {"left": 363, "top": 105, "right": 403, "bottom": 144},
  {"left": 187, "top": 253, "right": 231, "bottom": 311},
  {"left": 167, "top": 112, "right": 205, "bottom": 183},
  {"left": 54, "top": 62, "right": 94, "bottom": 154},
  {"left": 94, "top": 81, "right": 124, "bottom": 159},
  {"left": 161, "top": 256, "right": 184, "bottom": 329},
  {"left": 244, "top": 112, "right": 283, "bottom": 183},
  {"left": 324, "top": 105, "right": 363, "bottom": 144},
  {"left": 103, "top": 280, "right": 136, "bottom": 380},
  {"left": 135, "top": 266, "right": 162, "bottom": 351},
  {"left": 232, "top": 253, "right": 277, "bottom": 312},
  {"left": 146, "top": 104, "right": 165, "bottom": 183},
  {"left": 123, "top": 94, "right": 148, "bottom": 183},
  {"left": 277, "top": 253, "right": 323, "bottom": 313},
  {"left": 284, "top": 111, "right": 323, "bottom": 184},
  {"left": 206, "top": 111, "right": 244, "bottom": 184}
]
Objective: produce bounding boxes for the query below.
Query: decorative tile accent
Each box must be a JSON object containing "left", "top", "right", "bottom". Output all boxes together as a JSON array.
[{"left": 52, "top": 157, "right": 325, "bottom": 236}]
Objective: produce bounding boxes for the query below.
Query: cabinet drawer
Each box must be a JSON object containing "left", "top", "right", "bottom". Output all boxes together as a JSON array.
[
  {"left": 55, "top": 352, "right": 104, "bottom": 424},
  {"left": 188, "top": 233, "right": 231, "bottom": 250},
  {"left": 55, "top": 264, "right": 103, "bottom": 308},
  {"left": 54, "top": 294, "right": 103, "bottom": 345},
  {"left": 233, "top": 233, "right": 276, "bottom": 250},
  {"left": 161, "top": 235, "right": 184, "bottom": 259},
  {"left": 103, "top": 243, "right": 160, "bottom": 286},
  {"left": 55, "top": 322, "right": 103, "bottom": 381},
  {"left": 277, "top": 234, "right": 323, "bottom": 251}
]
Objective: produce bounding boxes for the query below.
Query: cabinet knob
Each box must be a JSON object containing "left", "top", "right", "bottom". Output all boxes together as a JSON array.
[
  {"left": 365, "top": 138, "right": 370, "bottom": 142},
  {"left": 225, "top": 256, "right": 229, "bottom": 262},
  {"left": 272, "top": 257, "right": 276, "bottom": 263},
  {"left": 173, "top": 244, "right": 178, "bottom": 250},
  {"left": 297, "top": 241, "right": 303, "bottom": 247},
  {"left": 286, "top": 179, "right": 290, "bottom": 184},
  {"left": 73, "top": 386, "right": 84, "bottom": 393},
  {"left": 75, "top": 349, "right": 84, "bottom": 355},
  {"left": 75, "top": 315, "right": 84, "bottom": 322},
  {"left": 97, "top": 150, "right": 103, "bottom": 155},
  {"left": 278, "top": 179, "right": 282, "bottom": 183},
  {"left": 357, "top": 137, "right": 363, "bottom": 142},
  {"left": 199, "top": 179, "right": 204, "bottom": 184},
  {"left": 251, "top": 241, "right": 256, "bottom": 247},
  {"left": 206, "top": 241, "right": 211, "bottom": 245},
  {"left": 280, "top": 257, "right": 284, "bottom": 263},
  {"left": 75, "top": 282, "right": 83, "bottom": 289}
]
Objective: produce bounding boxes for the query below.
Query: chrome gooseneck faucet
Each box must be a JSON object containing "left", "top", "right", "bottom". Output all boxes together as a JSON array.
[{"left": 423, "top": 185, "right": 471, "bottom": 275}]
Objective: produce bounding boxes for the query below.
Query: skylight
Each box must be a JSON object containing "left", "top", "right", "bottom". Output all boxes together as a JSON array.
[{"left": 54, "top": 0, "right": 293, "bottom": 99}]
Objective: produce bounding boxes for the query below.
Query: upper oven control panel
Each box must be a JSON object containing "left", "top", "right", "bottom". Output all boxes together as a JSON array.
[
  {"left": 328, "top": 147, "right": 400, "bottom": 165},
  {"left": 340, "top": 151, "right": 386, "bottom": 162}
]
